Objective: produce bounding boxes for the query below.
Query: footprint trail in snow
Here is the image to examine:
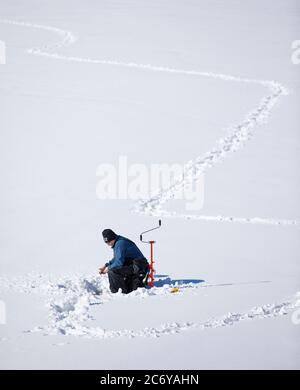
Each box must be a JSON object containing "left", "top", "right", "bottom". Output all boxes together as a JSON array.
[
  {"left": 0, "top": 19, "right": 299, "bottom": 341},
  {"left": 0, "top": 18, "right": 299, "bottom": 227},
  {"left": 0, "top": 273, "right": 299, "bottom": 340}
]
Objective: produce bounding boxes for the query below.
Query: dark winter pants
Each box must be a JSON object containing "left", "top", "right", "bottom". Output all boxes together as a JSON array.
[{"left": 108, "top": 258, "right": 149, "bottom": 294}]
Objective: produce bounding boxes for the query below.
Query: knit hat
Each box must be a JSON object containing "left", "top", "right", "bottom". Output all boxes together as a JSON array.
[{"left": 102, "top": 229, "right": 117, "bottom": 243}]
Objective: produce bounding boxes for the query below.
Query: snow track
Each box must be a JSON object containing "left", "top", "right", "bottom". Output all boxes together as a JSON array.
[
  {"left": 0, "top": 19, "right": 299, "bottom": 342},
  {"left": 0, "top": 274, "right": 299, "bottom": 339},
  {"left": 0, "top": 19, "right": 299, "bottom": 227}
]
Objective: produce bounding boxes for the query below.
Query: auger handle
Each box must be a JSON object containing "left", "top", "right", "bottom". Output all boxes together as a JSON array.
[{"left": 140, "top": 219, "right": 162, "bottom": 243}]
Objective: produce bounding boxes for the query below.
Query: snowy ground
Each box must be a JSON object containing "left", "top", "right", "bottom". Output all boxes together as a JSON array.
[{"left": 0, "top": 0, "right": 300, "bottom": 369}]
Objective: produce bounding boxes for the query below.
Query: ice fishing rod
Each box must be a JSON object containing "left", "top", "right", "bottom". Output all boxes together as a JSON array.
[{"left": 140, "top": 220, "right": 162, "bottom": 288}]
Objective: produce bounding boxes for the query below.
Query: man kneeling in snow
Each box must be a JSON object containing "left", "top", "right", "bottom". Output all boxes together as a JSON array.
[{"left": 99, "top": 229, "right": 149, "bottom": 294}]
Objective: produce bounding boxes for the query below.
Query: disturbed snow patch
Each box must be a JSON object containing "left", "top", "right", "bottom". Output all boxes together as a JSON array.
[{"left": 0, "top": 274, "right": 299, "bottom": 340}]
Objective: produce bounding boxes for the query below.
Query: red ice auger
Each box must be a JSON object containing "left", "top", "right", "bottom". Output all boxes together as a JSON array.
[{"left": 140, "top": 220, "right": 162, "bottom": 288}]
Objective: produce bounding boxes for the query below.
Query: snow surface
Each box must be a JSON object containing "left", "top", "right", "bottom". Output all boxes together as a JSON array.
[
  {"left": 0, "top": 0, "right": 300, "bottom": 369},
  {"left": 0, "top": 273, "right": 299, "bottom": 339}
]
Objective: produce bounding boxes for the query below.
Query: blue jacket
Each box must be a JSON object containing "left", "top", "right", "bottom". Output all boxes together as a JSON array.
[{"left": 105, "top": 236, "right": 146, "bottom": 270}]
